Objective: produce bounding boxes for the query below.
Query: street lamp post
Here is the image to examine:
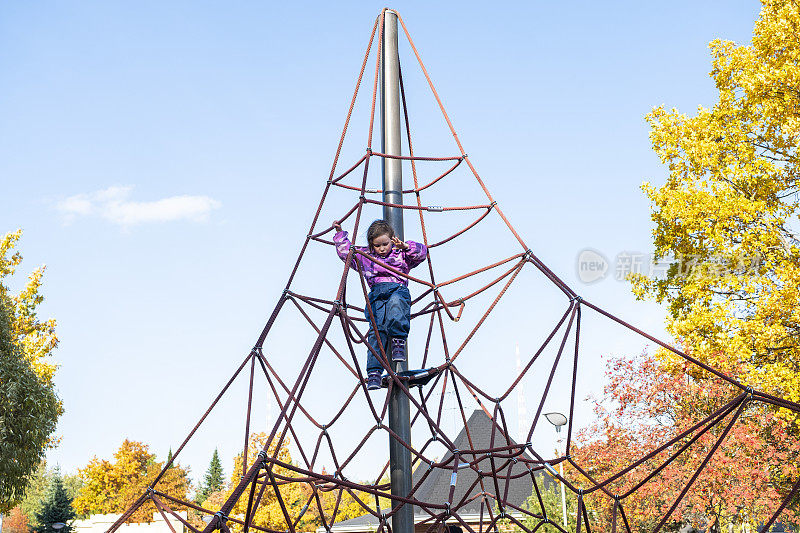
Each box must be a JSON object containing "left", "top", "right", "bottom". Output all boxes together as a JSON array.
[{"left": 543, "top": 412, "right": 568, "bottom": 530}]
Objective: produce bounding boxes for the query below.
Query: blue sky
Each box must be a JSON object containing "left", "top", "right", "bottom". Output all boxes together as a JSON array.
[{"left": 1, "top": 1, "right": 760, "bottom": 488}]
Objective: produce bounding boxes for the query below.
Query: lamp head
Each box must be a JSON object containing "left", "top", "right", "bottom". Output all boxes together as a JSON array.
[{"left": 543, "top": 412, "right": 568, "bottom": 431}]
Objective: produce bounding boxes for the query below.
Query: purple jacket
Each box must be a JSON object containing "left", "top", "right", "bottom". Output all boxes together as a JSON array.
[{"left": 334, "top": 230, "right": 427, "bottom": 287}]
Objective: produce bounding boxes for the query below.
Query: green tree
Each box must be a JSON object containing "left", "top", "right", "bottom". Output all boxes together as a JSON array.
[
  {"left": 197, "top": 449, "right": 225, "bottom": 504},
  {"left": 0, "top": 230, "right": 61, "bottom": 515},
  {"left": 521, "top": 479, "right": 578, "bottom": 533},
  {"left": 0, "top": 296, "right": 60, "bottom": 513},
  {"left": 30, "top": 472, "right": 76, "bottom": 533},
  {"left": 20, "top": 463, "right": 84, "bottom": 522}
]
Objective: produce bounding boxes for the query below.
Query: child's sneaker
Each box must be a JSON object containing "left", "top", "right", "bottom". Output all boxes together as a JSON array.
[
  {"left": 391, "top": 338, "right": 406, "bottom": 362},
  {"left": 366, "top": 371, "right": 382, "bottom": 391}
]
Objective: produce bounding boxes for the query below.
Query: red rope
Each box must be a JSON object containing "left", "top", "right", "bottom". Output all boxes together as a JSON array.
[{"left": 112, "top": 10, "right": 800, "bottom": 533}]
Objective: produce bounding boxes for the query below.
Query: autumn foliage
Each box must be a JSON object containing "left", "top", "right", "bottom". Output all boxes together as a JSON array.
[
  {"left": 194, "top": 433, "right": 372, "bottom": 532},
  {"left": 3, "top": 507, "right": 30, "bottom": 533},
  {"left": 73, "top": 440, "right": 190, "bottom": 523},
  {"left": 568, "top": 353, "right": 800, "bottom": 532},
  {"left": 636, "top": 0, "right": 800, "bottom": 406}
]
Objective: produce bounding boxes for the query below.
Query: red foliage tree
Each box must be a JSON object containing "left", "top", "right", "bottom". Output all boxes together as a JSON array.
[
  {"left": 569, "top": 353, "right": 800, "bottom": 532},
  {"left": 3, "top": 507, "right": 30, "bottom": 533}
]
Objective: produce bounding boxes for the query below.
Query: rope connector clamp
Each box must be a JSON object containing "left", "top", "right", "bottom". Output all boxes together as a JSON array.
[
  {"left": 427, "top": 205, "right": 444, "bottom": 212},
  {"left": 257, "top": 450, "right": 269, "bottom": 468},
  {"left": 570, "top": 294, "right": 583, "bottom": 303}
]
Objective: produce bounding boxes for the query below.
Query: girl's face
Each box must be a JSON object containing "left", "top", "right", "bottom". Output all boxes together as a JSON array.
[{"left": 370, "top": 233, "right": 393, "bottom": 257}]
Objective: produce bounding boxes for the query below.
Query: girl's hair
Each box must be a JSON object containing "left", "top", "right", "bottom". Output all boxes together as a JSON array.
[{"left": 367, "top": 219, "right": 394, "bottom": 248}]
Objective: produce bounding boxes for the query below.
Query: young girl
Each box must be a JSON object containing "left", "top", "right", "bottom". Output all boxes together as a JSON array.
[{"left": 333, "top": 219, "right": 428, "bottom": 390}]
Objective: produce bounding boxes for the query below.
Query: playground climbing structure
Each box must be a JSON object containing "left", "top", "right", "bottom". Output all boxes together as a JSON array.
[{"left": 110, "top": 9, "right": 800, "bottom": 533}]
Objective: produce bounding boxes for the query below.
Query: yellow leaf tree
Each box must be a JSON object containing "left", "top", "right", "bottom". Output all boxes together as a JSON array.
[
  {"left": 222, "top": 433, "right": 371, "bottom": 532},
  {"left": 73, "top": 440, "right": 191, "bottom": 523},
  {"left": 226, "top": 433, "right": 304, "bottom": 531},
  {"left": 636, "top": 0, "right": 800, "bottom": 404},
  {"left": 1, "top": 230, "right": 59, "bottom": 385}
]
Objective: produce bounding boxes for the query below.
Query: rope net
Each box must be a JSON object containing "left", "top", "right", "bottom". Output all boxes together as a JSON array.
[{"left": 110, "top": 9, "right": 800, "bottom": 533}]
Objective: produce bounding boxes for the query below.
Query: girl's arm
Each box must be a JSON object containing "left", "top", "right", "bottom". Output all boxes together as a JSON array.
[
  {"left": 403, "top": 240, "right": 428, "bottom": 269},
  {"left": 333, "top": 229, "right": 354, "bottom": 264}
]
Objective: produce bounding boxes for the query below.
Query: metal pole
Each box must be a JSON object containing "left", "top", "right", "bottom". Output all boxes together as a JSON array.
[
  {"left": 558, "top": 436, "right": 568, "bottom": 529},
  {"left": 381, "top": 9, "right": 413, "bottom": 533}
]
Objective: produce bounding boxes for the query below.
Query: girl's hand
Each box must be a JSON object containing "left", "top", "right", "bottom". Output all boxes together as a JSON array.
[
  {"left": 391, "top": 236, "right": 409, "bottom": 250},
  {"left": 333, "top": 221, "right": 342, "bottom": 232}
]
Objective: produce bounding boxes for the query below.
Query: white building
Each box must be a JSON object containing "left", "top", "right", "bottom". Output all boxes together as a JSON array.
[{"left": 72, "top": 512, "right": 187, "bottom": 533}]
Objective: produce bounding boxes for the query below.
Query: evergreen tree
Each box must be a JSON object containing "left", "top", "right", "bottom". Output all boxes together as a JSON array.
[
  {"left": 198, "top": 449, "right": 225, "bottom": 504},
  {"left": 31, "top": 472, "right": 76, "bottom": 533}
]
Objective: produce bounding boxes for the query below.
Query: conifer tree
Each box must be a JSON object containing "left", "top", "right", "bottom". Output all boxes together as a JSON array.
[
  {"left": 31, "top": 473, "right": 76, "bottom": 533},
  {"left": 198, "top": 449, "right": 225, "bottom": 504}
]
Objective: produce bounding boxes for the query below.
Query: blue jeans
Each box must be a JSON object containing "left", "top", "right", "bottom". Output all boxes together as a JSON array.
[{"left": 364, "top": 283, "right": 411, "bottom": 374}]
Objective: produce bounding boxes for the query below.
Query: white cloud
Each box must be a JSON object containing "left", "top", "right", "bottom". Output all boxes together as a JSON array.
[{"left": 57, "top": 186, "right": 221, "bottom": 226}]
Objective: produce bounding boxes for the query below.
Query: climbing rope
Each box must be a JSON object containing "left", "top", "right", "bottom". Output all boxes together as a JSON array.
[{"left": 108, "top": 9, "right": 800, "bottom": 533}]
